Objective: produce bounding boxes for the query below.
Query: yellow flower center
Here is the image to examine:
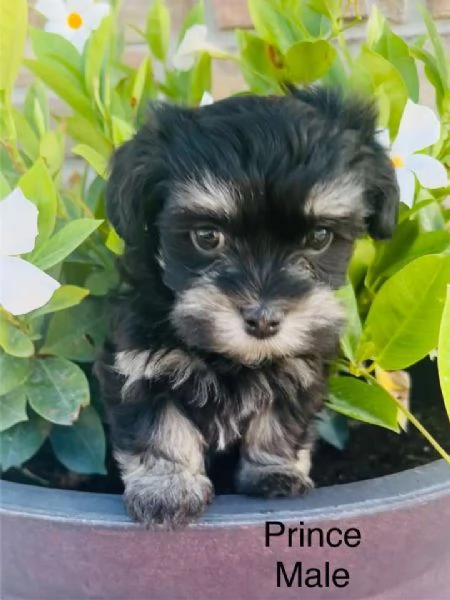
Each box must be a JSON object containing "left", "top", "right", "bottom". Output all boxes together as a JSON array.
[
  {"left": 391, "top": 154, "right": 405, "bottom": 168},
  {"left": 67, "top": 12, "right": 83, "bottom": 29}
]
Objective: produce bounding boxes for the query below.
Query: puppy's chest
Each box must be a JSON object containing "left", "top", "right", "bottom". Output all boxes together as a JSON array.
[{"left": 115, "top": 347, "right": 317, "bottom": 450}]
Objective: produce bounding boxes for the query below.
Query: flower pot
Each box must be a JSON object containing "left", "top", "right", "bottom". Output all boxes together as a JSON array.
[{"left": 1, "top": 459, "right": 449, "bottom": 600}]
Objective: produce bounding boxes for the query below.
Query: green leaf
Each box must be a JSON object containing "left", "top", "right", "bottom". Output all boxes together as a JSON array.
[
  {"left": 24, "top": 59, "right": 95, "bottom": 119},
  {"left": 40, "top": 130, "right": 65, "bottom": 175},
  {"left": 85, "top": 268, "right": 119, "bottom": 296},
  {"left": 111, "top": 117, "right": 135, "bottom": 147},
  {"left": 18, "top": 158, "right": 58, "bottom": 244},
  {"left": 369, "top": 229, "right": 450, "bottom": 291},
  {"left": 41, "top": 298, "right": 107, "bottom": 362},
  {"left": 438, "top": 285, "right": 450, "bottom": 421},
  {"left": 363, "top": 255, "right": 450, "bottom": 370},
  {"left": 0, "top": 351, "right": 30, "bottom": 395},
  {"left": 366, "top": 4, "right": 385, "bottom": 48},
  {"left": 12, "top": 109, "right": 40, "bottom": 161},
  {"left": 24, "top": 81, "right": 50, "bottom": 137},
  {"left": 0, "top": 388, "right": 28, "bottom": 432},
  {"left": 29, "top": 285, "right": 89, "bottom": 319},
  {"left": 247, "top": 0, "right": 300, "bottom": 51},
  {"left": 63, "top": 114, "right": 112, "bottom": 157},
  {"left": 419, "top": 5, "right": 449, "bottom": 88},
  {"left": 316, "top": 409, "right": 348, "bottom": 450},
  {"left": 410, "top": 46, "right": 445, "bottom": 110},
  {"left": 365, "top": 219, "right": 420, "bottom": 291},
  {"left": 190, "top": 53, "right": 211, "bottom": 104},
  {"left": 349, "top": 46, "right": 408, "bottom": 136},
  {"left": 105, "top": 226, "right": 124, "bottom": 255},
  {"left": 30, "top": 219, "right": 103, "bottom": 270},
  {"left": 50, "top": 406, "right": 107, "bottom": 475},
  {"left": 72, "top": 145, "right": 108, "bottom": 179},
  {"left": 0, "top": 171, "right": 11, "bottom": 199},
  {"left": 26, "top": 357, "right": 90, "bottom": 425},
  {"left": 0, "top": 0, "right": 27, "bottom": 93},
  {"left": 237, "top": 31, "right": 281, "bottom": 94},
  {"left": 0, "top": 317, "right": 34, "bottom": 358},
  {"left": 374, "top": 30, "right": 419, "bottom": 102},
  {"left": 177, "top": 0, "right": 204, "bottom": 43},
  {"left": 131, "top": 56, "right": 152, "bottom": 110},
  {"left": 0, "top": 413, "right": 50, "bottom": 471},
  {"left": 285, "top": 40, "right": 336, "bottom": 84},
  {"left": 29, "top": 28, "right": 83, "bottom": 85},
  {"left": 328, "top": 376, "right": 399, "bottom": 431},
  {"left": 146, "top": 0, "right": 171, "bottom": 61},
  {"left": 336, "top": 282, "right": 362, "bottom": 364},
  {"left": 84, "top": 16, "right": 113, "bottom": 95}
]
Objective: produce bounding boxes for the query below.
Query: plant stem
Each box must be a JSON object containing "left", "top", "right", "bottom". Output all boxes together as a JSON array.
[
  {"left": 391, "top": 393, "right": 450, "bottom": 465},
  {"left": 364, "top": 370, "right": 450, "bottom": 464}
]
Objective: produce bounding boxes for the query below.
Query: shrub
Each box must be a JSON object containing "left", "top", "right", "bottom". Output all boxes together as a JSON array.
[{"left": 0, "top": 0, "right": 449, "bottom": 477}]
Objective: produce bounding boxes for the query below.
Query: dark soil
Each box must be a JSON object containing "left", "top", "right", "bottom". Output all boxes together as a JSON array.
[{"left": 3, "top": 360, "right": 449, "bottom": 494}]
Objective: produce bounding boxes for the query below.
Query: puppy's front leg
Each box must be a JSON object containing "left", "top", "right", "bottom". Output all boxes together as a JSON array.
[
  {"left": 236, "top": 402, "right": 314, "bottom": 498},
  {"left": 114, "top": 401, "right": 213, "bottom": 529}
]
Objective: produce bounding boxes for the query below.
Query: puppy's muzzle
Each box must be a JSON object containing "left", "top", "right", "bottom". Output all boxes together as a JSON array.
[{"left": 241, "top": 303, "right": 283, "bottom": 339}]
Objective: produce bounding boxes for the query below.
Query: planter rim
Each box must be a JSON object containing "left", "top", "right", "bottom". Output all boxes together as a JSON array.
[{"left": 1, "top": 460, "right": 449, "bottom": 529}]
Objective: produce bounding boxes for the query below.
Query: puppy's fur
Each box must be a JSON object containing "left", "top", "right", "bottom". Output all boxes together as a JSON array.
[{"left": 95, "top": 86, "right": 398, "bottom": 529}]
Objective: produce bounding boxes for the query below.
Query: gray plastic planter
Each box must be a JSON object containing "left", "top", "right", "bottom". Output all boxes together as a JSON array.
[{"left": 1, "top": 459, "right": 449, "bottom": 600}]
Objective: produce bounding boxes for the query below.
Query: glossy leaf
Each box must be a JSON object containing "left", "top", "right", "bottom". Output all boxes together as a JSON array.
[
  {"left": 350, "top": 46, "right": 408, "bottom": 136},
  {"left": 30, "top": 219, "right": 103, "bottom": 270},
  {"left": 72, "top": 145, "right": 108, "bottom": 179},
  {"left": 363, "top": 255, "right": 450, "bottom": 370},
  {"left": 29, "top": 285, "right": 89, "bottom": 319},
  {"left": 0, "top": 351, "right": 30, "bottom": 395},
  {"left": 177, "top": 0, "right": 204, "bottom": 43},
  {"left": 26, "top": 357, "right": 90, "bottom": 425},
  {"left": 146, "top": 0, "right": 171, "bottom": 61},
  {"left": 0, "top": 413, "right": 50, "bottom": 471},
  {"left": 374, "top": 29, "right": 419, "bottom": 102},
  {"left": 285, "top": 40, "right": 336, "bottom": 84},
  {"left": 84, "top": 16, "right": 112, "bottom": 96},
  {"left": 18, "top": 158, "right": 57, "bottom": 244},
  {"left": 0, "top": 317, "right": 34, "bottom": 358},
  {"left": 50, "top": 406, "right": 107, "bottom": 474},
  {"left": 24, "top": 60, "right": 95, "bottom": 119},
  {"left": 336, "top": 282, "right": 362, "bottom": 364},
  {"left": 41, "top": 298, "right": 107, "bottom": 362},
  {"left": 29, "top": 28, "right": 83, "bottom": 86},
  {"left": 316, "top": 409, "right": 349, "bottom": 450},
  {"left": 63, "top": 114, "right": 112, "bottom": 156},
  {"left": 438, "top": 285, "right": 450, "bottom": 421},
  {"left": 0, "top": 388, "right": 28, "bottom": 432},
  {"left": 247, "top": 0, "right": 299, "bottom": 51},
  {"left": 328, "top": 376, "right": 399, "bottom": 431},
  {"left": 0, "top": 0, "right": 27, "bottom": 93}
]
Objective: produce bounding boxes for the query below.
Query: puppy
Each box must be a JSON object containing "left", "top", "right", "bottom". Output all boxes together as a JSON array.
[{"left": 95, "top": 86, "right": 399, "bottom": 529}]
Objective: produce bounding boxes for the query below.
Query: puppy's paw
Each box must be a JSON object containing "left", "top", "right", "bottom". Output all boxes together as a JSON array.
[
  {"left": 124, "top": 472, "right": 213, "bottom": 530},
  {"left": 236, "top": 465, "right": 314, "bottom": 498}
]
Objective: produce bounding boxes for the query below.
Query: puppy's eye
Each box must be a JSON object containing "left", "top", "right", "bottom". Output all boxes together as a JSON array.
[
  {"left": 190, "top": 228, "right": 225, "bottom": 254},
  {"left": 304, "top": 227, "right": 333, "bottom": 252}
]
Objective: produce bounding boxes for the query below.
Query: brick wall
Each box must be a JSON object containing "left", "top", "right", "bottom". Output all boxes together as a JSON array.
[{"left": 20, "top": 0, "right": 450, "bottom": 106}]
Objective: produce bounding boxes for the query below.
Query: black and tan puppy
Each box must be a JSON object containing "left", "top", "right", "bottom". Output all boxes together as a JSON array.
[{"left": 95, "top": 86, "right": 399, "bottom": 529}]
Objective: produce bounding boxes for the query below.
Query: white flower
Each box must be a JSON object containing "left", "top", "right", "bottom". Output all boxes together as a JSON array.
[
  {"left": 200, "top": 91, "right": 214, "bottom": 106},
  {"left": 173, "top": 25, "right": 224, "bottom": 71},
  {"left": 0, "top": 189, "right": 60, "bottom": 316},
  {"left": 35, "top": 0, "right": 110, "bottom": 53},
  {"left": 376, "top": 100, "right": 448, "bottom": 208}
]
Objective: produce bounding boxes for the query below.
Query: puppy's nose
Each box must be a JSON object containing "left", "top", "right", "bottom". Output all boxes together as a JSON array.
[{"left": 242, "top": 304, "right": 282, "bottom": 339}]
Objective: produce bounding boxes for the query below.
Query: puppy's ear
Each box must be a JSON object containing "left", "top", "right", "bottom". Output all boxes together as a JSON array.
[
  {"left": 106, "top": 137, "right": 147, "bottom": 244},
  {"left": 286, "top": 84, "right": 399, "bottom": 239},
  {"left": 363, "top": 143, "right": 399, "bottom": 239}
]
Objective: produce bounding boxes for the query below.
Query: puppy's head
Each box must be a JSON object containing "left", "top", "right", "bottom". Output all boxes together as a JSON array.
[{"left": 107, "top": 86, "right": 399, "bottom": 365}]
